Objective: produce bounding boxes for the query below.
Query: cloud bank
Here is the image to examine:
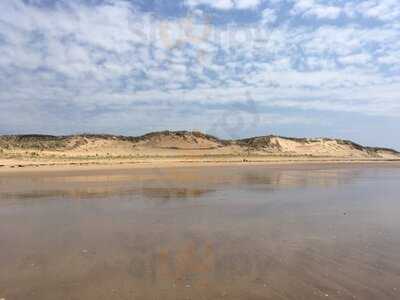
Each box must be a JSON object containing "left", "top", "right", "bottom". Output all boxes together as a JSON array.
[{"left": 0, "top": 0, "right": 399, "bottom": 147}]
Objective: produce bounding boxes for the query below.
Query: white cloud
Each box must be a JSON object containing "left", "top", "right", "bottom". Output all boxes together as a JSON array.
[
  {"left": 378, "top": 53, "right": 400, "bottom": 65},
  {"left": 185, "top": 0, "right": 262, "bottom": 10},
  {"left": 236, "top": 0, "right": 262, "bottom": 9},
  {"left": 345, "top": 0, "right": 400, "bottom": 21},
  {"left": 261, "top": 8, "right": 278, "bottom": 24},
  {"left": 0, "top": 0, "right": 400, "bottom": 139},
  {"left": 305, "top": 6, "right": 341, "bottom": 19},
  {"left": 290, "top": 0, "right": 400, "bottom": 22},
  {"left": 339, "top": 53, "right": 372, "bottom": 65},
  {"left": 291, "top": 0, "right": 342, "bottom": 19}
]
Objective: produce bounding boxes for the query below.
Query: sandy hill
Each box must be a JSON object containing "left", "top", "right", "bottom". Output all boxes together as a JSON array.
[
  {"left": 236, "top": 135, "right": 399, "bottom": 159},
  {"left": 132, "top": 131, "right": 228, "bottom": 149},
  {"left": 0, "top": 131, "right": 399, "bottom": 160}
]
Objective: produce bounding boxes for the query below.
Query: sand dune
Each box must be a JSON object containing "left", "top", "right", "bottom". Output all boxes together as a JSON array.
[{"left": 0, "top": 131, "right": 399, "bottom": 168}]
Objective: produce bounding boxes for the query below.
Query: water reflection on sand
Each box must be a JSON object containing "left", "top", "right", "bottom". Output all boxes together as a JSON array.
[
  {"left": 1, "top": 164, "right": 400, "bottom": 300},
  {"left": 0, "top": 165, "right": 363, "bottom": 200}
]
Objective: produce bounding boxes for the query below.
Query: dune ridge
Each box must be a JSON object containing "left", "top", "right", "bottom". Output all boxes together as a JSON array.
[
  {"left": 0, "top": 131, "right": 400, "bottom": 158},
  {"left": 0, "top": 131, "right": 399, "bottom": 168}
]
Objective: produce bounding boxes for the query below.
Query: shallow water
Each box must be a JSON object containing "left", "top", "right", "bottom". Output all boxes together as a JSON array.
[{"left": 1, "top": 164, "right": 400, "bottom": 300}]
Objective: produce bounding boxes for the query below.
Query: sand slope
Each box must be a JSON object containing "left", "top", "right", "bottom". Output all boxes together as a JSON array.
[{"left": 0, "top": 131, "right": 399, "bottom": 164}]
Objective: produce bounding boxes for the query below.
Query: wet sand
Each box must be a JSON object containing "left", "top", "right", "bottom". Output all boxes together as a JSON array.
[{"left": 1, "top": 164, "right": 400, "bottom": 299}]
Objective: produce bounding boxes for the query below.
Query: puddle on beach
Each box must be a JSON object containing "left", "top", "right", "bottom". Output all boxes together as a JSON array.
[{"left": 1, "top": 164, "right": 400, "bottom": 300}]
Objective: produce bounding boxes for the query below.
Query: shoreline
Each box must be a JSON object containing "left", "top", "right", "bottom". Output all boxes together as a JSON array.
[{"left": 1, "top": 156, "right": 400, "bottom": 173}]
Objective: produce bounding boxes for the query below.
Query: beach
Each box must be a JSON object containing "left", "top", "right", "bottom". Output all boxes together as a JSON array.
[{"left": 1, "top": 163, "right": 400, "bottom": 299}]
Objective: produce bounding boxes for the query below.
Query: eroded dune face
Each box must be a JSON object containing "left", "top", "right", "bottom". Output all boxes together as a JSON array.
[
  {"left": 0, "top": 131, "right": 399, "bottom": 159},
  {"left": 244, "top": 136, "right": 381, "bottom": 158}
]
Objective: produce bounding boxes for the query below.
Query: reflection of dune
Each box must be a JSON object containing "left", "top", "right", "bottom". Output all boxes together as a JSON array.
[
  {"left": 140, "top": 187, "right": 214, "bottom": 199},
  {"left": 0, "top": 166, "right": 364, "bottom": 201},
  {"left": 0, "top": 186, "right": 215, "bottom": 200},
  {"left": 242, "top": 169, "right": 361, "bottom": 189}
]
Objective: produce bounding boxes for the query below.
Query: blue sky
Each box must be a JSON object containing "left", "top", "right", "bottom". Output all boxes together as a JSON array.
[{"left": 0, "top": 0, "right": 399, "bottom": 148}]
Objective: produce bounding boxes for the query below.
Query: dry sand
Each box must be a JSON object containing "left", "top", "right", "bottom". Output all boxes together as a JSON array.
[{"left": 1, "top": 156, "right": 400, "bottom": 174}]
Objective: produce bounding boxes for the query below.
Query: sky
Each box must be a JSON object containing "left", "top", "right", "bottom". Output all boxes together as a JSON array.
[{"left": 0, "top": 0, "right": 399, "bottom": 148}]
